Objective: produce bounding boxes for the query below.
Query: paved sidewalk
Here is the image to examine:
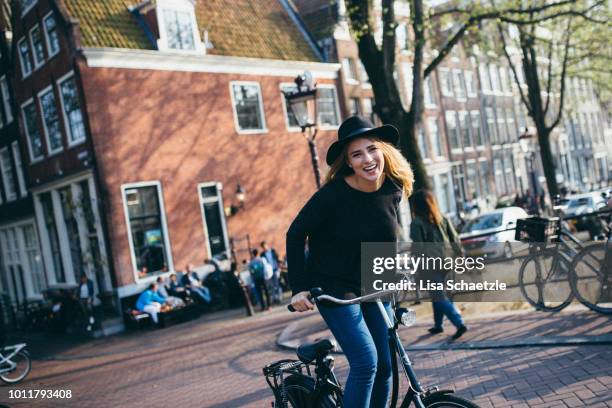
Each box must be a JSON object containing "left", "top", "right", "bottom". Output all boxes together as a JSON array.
[{"left": 0, "top": 304, "right": 610, "bottom": 407}]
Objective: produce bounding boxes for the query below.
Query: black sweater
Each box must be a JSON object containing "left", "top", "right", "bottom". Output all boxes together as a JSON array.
[{"left": 286, "top": 176, "right": 402, "bottom": 297}]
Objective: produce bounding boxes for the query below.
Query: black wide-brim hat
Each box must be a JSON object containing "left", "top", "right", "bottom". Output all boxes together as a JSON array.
[{"left": 326, "top": 116, "right": 399, "bottom": 165}]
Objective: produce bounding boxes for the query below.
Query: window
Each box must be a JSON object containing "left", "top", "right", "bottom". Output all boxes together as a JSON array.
[
  {"left": 0, "top": 76, "right": 13, "bottom": 123},
  {"left": 470, "top": 111, "right": 483, "bottom": 146},
  {"left": 452, "top": 164, "right": 467, "bottom": 204},
  {"left": 23, "top": 224, "right": 45, "bottom": 294},
  {"left": 43, "top": 12, "right": 60, "bottom": 57},
  {"left": 446, "top": 111, "right": 460, "bottom": 150},
  {"left": 439, "top": 69, "right": 453, "bottom": 96},
  {"left": 58, "top": 74, "right": 86, "bottom": 144},
  {"left": 428, "top": 117, "right": 442, "bottom": 157},
  {"left": 122, "top": 183, "right": 172, "bottom": 276},
  {"left": 499, "top": 66, "right": 511, "bottom": 93},
  {"left": 162, "top": 9, "right": 196, "bottom": 50},
  {"left": 497, "top": 108, "right": 507, "bottom": 142},
  {"left": 493, "top": 158, "right": 506, "bottom": 195},
  {"left": 11, "top": 142, "right": 27, "bottom": 198},
  {"left": 362, "top": 98, "right": 376, "bottom": 123},
  {"left": 358, "top": 61, "right": 370, "bottom": 84},
  {"left": 18, "top": 38, "right": 33, "bottom": 78},
  {"left": 486, "top": 107, "right": 498, "bottom": 145},
  {"left": 479, "top": 160, "right": 490, "bottom": 195},
  {"left": 418, "top": 127, "right": 429, "bottom": 159},
  {"left": 349, "top": 98, "right": 360, "bottom": 116},
  {"left": 29, "top": 25, "right": 45, "bottom": 68},
  {"left": 466, "top": 162, "right": 480, "bottom": 198},
  {"left": 463, "top": 71, "right": 475, "bottom": 98},
  {"left": 21, "top": 0, "right": 37, "bottom": 15},
  {"left": 317, "top": 86, "right": 340, "bottom": 128},
  {"left": 452, "top": 70, "right": 466, "bottom": 99},
  {"left": 424, "top": 77, "right": 436, "bottom": 107},
  {"left": 39, "top": 87, "right": 63, "bottom": 154},
  {"left": 488, "top": 64, "right": 500, "bottom": 92},
  {"left": 198, "top": 183, "right": 229, "bottom": 258},
  {"left": 21, "top": 100, "right": 44, "bottom": 161},
  {"left": 402, "top": 63, "right": 413, "bottom": 107},
  {"left": 230, "top": 82, "right": 266, "bottom": 133},
  {"left": 342, "top": 58, "right": 357, "bottom": 82},
  {"left": 460, "top": 111, "right": 472, "bottom": 149},
  {"left": 478, "top": 64, "right": 491, "bottom": 93},
  {"left": 59, "top": 187, "right": 84, "bottom": 284},
  {"left": 506, "top": 109, "right": 517, "bottom": 140},
  {"left": 39, "top": 192, "right": 65, "bottom": 283},
  {"left": 503, "top": 154, "right": 515, "bottom": 193},
  {"left": 0, "top": 148, "right": 17, "bottom": 201}
]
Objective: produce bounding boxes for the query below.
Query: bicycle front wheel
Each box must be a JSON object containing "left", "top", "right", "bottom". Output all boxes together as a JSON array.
[
  {"left": 570, "top": 242, "right": 612, "bottom": 314},
  {"left": 280, "top": 374, "right": 339, "bottom": 408},
  {"left": 518, "top": 249, "right": 573, "bottom": 312},
  {"left": 0, "top": 350, "right": 31, "bottom": 384},
  {"left": 423, "top": 393, "right": 481, "bottom": 407}
]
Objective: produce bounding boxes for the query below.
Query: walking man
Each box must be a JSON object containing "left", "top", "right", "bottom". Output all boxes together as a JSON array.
[
  {"left": 248, "top": 249, "right": 270, "bottom": 311},
  {"left": 261, "top": 241, "right": 282, "bottom": 304}
]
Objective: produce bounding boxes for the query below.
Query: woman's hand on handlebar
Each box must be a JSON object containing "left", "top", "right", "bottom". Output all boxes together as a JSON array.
[{"left": 290, "top": 291, "right": 314, "bottom": 312}]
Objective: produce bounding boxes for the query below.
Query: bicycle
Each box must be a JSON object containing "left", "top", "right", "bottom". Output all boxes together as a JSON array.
[
  {"left": 515, "top": 215, "right": 578, "bottom": 312},
  {"left": 263, "top": 288, "right": 480, "bottom": 408},
  {"left": 0, "top": 343, "right": 31, "bottom": 384},
  {"left": 569, "top": 209, "right": 612, "bottom": 314}
]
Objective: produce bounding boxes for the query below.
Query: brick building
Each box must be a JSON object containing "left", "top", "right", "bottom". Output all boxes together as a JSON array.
[{"left": 0, "top": 0, "right": 342, "bottom": 311}]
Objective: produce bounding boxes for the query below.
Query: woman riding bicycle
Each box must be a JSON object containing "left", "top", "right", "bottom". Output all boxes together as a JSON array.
[{"left": 287, "top": 116, "right": 413, "bottom": 408}]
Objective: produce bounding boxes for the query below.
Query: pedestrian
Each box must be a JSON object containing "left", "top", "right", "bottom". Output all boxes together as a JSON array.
[
  {"left": 409, "top": 189, "right": 468, "bottom": 340},
  {"left": 287, "top": 116, "right": 413, "bottom": 408},
  {"left": 77, "top": 273, "right": 96, "bottom": 332},
  {"left": 249, "top": 249, "right": 271, "bottom": 311},
  {"left": 261, "top": 241, "right": 282, "bottom": 304}
]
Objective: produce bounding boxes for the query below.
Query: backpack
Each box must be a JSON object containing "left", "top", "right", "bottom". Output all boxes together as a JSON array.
[{"left": 250, "top": 259, "right": 265, "bottom": 280}]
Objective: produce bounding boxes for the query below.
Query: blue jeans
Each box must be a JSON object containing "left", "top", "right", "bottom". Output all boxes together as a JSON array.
[
  {"left": 432, "top": 299, "right": 464, "bottom": 329},
  {"left": 318, "top": 302, "right": 393, "bottom": 408},
  {"left": 192, "top": 286, "right": 211, "bottom": 303}
]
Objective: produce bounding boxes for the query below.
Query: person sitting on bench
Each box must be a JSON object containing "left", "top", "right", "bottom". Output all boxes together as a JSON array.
[
  {"left": 181, "top": 264, "right": 212, "bottom": 305},
  {"left": 135, "top": 283, "right": 167, "bottom": 324}
]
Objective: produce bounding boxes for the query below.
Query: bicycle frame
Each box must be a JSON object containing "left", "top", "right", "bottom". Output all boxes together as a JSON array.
[{"left": 0, "top": 343, "right": 27, "bottom": 373}]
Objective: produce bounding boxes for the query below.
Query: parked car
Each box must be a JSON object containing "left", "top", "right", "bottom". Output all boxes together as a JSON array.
[
  {"left": 459, "top": 207, "right": 529, "bottom": 259},
  {"left": 564, "top": 192, "right": 607, "bottom": 231}
]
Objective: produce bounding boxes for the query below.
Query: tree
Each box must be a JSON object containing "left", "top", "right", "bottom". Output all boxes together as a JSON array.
[
  {"left": 344, "top": 0, "right": 603, "bottom": 191},
  {"left": 495, "top": 0, "right": 609, "bottom": 199}
]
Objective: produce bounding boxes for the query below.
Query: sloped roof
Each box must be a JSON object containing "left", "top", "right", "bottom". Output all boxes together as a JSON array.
[{"left": 62, "top": 0, "right": 320, "bottom": 62}]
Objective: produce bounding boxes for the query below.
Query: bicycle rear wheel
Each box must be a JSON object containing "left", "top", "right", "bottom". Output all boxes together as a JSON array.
[
  {"left": 279, "top": 374, "right": 339, "bottom": 408},
  {"left": 0, "top": 350, "right": 31, "bottom": 384},
  {"left": 518, "top": 249, "right": 573, "bottom": 312},
  {"left": 423, "top": 393, "right": 481, "bottom": 407},
  {"left": 570, "top": 242, "right": 612, "bottom": 314}
]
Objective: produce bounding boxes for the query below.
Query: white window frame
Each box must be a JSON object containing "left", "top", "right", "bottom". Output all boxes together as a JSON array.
[
  {"left": 427, "top": 117, "right": 444, "bottom": 159},
  {"left": 38, "top": 85, "right": 63, "bottom": 156},
  {"left": 452, "top": 69, "right": 466, "bottom": 101},
  {"left": 121, "top": 181, "right": 174, "bottom": 282},
  {"left": 279, "top": 82, "right": 301, "bottom": 133},
  {"left": 197, "top": 182, "right": 231, "bottom": 260},
  {"left": 11, "top": 141, "right": 27, "bottom": 198},
  {"left": 29, "top": 24, "right": 45, "bottom": 70},
  {"left": 424, "top": 77, "right": 437, "bottom": 108},
  {"left": 342, "top": 58, "right": 358, "bottom": 84},
  {"left": 229, "top": 81, "right": 268, "bottom": 135},
  {"left": 57, "top": 71, "right": 87, "bottom": 147},
  {"left": 156, "top": 0, "right": 204, "bottom": 53},
  {"left": 0, "top": 147, "right": 17, "bottom": 201},
  {"left": 17, "top": 38, "right": 32, "bottom": 79},
  {"left": 445, "top": 111, "right": 461, "bottom": 153},
  {"left": 439, "top": 68, "right": 453, "bottom": 97},
  {"left": 20, "top": 98, "right": 44, "bottom": 163},
  {"left": 21, "top": 0, "right": 37, "bottom": 16},
  {"left": 43, "top": 11, "right": 60, "bottom": 59},
  {"left": 0, "top": 76, "right": 13, "bottom": 124},
  {"left": 464, "top": 70, "right": 477, "bottom": 98},
  {"left": 316, "top": 84, "right": 341, "bottom": 130}
]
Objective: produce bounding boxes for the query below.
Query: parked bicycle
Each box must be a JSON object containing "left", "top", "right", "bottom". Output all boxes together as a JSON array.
[
  {"left": 569, "top": 210, "right": 612, "bottom": 314},
  {"left": 263, "top": 288, "right": 480, "bottom": 408},
  {"left": 0, "top": 342, "right": 31, "bottom": 384},
  {"left": 516, "top": 207, "right": 611, "bottom": 313}
]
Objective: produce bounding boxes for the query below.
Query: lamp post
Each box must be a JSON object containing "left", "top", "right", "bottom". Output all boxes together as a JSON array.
[
  {"left": 518, "top": 128, "right": 540, "bottom": 216},
  {"left": 282, "top": 72, "right": 322, "bottom": 189},
  {"left": 224, "top": 183, "right": 246, "bottom": 217}
]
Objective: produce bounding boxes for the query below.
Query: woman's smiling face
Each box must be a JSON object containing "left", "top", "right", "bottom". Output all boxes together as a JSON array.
[{"left": 346, "top": 138, "right": 384, "bottom": 182}]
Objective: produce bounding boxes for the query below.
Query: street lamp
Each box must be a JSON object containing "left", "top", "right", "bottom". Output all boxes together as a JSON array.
[
  {"left": 224, "top": 183, "right": 246, "bottom": 217},
  {"left": 518, "top": 128, "right": 540, "bottom": 216},
  {"left": 282, "top": 72, "right": 322, "bottom": 189}
]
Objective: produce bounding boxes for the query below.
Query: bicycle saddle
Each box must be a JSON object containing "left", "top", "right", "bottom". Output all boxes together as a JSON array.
[{"left": 296, "top": 338, "right": 336, "bottom": 364}]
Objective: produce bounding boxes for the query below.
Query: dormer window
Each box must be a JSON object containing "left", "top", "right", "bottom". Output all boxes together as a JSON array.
[{"left": 156, "top": 0, "right": 203, "bottom": 52}]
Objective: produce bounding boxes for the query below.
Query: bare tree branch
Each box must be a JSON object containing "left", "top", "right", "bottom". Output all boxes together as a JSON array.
[
  {"left": 548, "top": 17, "right": 573, "bottom": 132},
  {"left": 498, "top": 24, "right": 532, "bottom": 114},
  {"left": 543, "top": 36, "right": 555, "bottom": 115}
]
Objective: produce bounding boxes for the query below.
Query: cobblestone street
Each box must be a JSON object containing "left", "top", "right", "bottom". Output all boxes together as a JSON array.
[{"left": 0, "top": 306, "right": 611, "bottom": 408}]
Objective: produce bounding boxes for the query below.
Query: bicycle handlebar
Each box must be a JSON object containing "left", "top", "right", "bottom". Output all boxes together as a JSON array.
[{"left": 287, "top": 288, "right": 396, "bottom": 312}]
